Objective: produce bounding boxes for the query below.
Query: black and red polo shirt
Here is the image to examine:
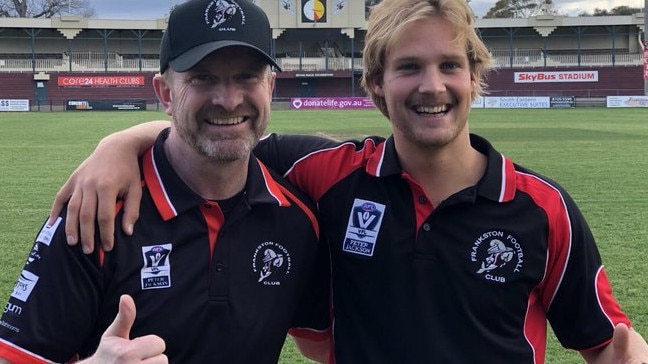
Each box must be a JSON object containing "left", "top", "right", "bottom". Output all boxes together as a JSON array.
[
  {"left": 256, "top": 133, "right": 630, "bottom": 363},
  {"left": 0, "top": 129, "right": 329, "bottom": 363}
]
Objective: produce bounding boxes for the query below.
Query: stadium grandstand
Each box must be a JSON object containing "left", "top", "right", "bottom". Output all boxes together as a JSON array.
[{"left": 0, "top": 1, "right": 645, "bottom": 111}]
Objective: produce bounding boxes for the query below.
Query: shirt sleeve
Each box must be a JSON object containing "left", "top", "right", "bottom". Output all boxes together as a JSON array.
[
  {"left": 0, "top": 213, "right": 105, "bottom": 363},
  {"left": 289, "top": 233, "right": 332, "bottom": 341},
  {"left": 545, "top": 191, "right": 629, "bottom": 351}
]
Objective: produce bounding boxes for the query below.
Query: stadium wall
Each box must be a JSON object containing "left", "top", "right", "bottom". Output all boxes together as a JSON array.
[
  {"left": 0, "top": 66, "right": 644, "bottom": 110},
  {"left": 485, "top": 66, "right": 645, "bottom": 97},
  {"left": 0, "top": 72, "right": 158, "bottom": 110}
]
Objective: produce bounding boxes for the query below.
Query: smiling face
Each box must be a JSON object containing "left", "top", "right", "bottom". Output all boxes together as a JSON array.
[
  {"left": 371, "top": 16, "right": 476, "bottom": 152},
  {"left": 154, "top": 46, "right": 275, "bottom": 163}
]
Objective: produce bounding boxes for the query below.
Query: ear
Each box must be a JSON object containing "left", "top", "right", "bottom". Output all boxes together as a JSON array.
[
  {"left": 470, "top": 71, "right": 478, "bottom": 95},
  {"left": 152, "top": 74, "right": 173, "bottom": 116},
  {"left": 267, "top": 71, "right": 277, "bottom": 98},
  {"left": 369, "top": 76, "right": 385, "bottom": 98}
]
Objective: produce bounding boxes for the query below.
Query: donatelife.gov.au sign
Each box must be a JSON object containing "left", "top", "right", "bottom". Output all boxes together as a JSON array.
[{"left": 290, "top": 97, "right": 375, "bottom": 110}]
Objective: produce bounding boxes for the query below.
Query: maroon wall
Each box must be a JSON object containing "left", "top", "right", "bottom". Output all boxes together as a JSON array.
[
  {"left": 0, "top": 73, "right": 34, "bottom": 100},
  {"left": 49, "top": 72, "right": 158, "bottom": 104},
  {"left": 1, "top": 66, "right": 644, "bottom": 107},
  {"left": 484, "top": 66, "right": 644, "bottom": 97},
  {"left": 0, "top": 72, "right": 158, "bottom": 108}
]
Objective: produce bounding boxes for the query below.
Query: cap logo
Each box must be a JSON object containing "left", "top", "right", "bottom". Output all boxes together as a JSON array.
[{"left": 205, "top": 0, "right": 245, "bottom": 29}]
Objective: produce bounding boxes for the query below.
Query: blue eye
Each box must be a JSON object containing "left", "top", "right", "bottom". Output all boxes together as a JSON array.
[
  {"left": 397, "top": 63, "right": 419, "bottom": 71},
  {"left": 440, "top": 62, "right": 460, "bottom": 71}
]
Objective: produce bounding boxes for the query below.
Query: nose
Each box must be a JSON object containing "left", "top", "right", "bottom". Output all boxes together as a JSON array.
[
  {"left": 419, "top": 67, "right": 445, "bottom": 94},
  {"left": 211, "top": 81, "right": 244, "bottom": 111}
]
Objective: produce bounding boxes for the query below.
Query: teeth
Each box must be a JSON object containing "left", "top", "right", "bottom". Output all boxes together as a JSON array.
[
  {"left": 416, "top": 105, "right": 447, "bottom": 114},
  {"left": 206, "top": 116, "right": 245, "bottom": 125}
]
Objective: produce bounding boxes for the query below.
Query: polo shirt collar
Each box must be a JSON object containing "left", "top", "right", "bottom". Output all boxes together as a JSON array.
[
  {"left": 369, "top": 134, "right": 516, "bottom": 203},
  {"left": 470, "top": 134, "right": 517, "bottom": 203},
  {"left": 142, "top": 128, "right": 291, "bottom": 221}
]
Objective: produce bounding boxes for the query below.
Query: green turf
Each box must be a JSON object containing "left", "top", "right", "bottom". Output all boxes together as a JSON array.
[{"left": 1, "top": 108, "right": 647, "bottom": 363}]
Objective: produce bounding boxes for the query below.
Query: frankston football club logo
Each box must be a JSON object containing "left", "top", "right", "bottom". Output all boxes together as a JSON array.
[
  {"left": 470, "top": 230, "right": 524, "bottom": 283},
  {"left": 342, "top": 198, "right": 386, "bottom": 257},
  {"left": 140, "top": 244, "right": 172, "bottom": 290},
  {"left": 252, "top": 241, "right": 292, "bottom": 286},
  {"left": 205, "top": 0, "right": 245, "bottom": 29}
]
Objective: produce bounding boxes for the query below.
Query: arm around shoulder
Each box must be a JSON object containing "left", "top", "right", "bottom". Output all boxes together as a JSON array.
[
  {"left": 49, "top": 120, "right": 171, "bottom": 253},
  {"left": 98, "top": 120, "right": 171, "bottom": 155}
]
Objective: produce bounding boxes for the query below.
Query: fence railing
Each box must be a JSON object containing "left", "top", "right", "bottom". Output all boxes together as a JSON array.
[{"left": 0, "top": 49, "right": 643, "bottom": 73}]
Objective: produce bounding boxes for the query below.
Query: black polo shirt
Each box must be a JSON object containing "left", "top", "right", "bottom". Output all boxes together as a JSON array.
[
  {"left": 0, "top": 129, "right": 329, "bottom": 363},
  {"left": 255, "top": 133, "right": 630, "bottom": 363}
]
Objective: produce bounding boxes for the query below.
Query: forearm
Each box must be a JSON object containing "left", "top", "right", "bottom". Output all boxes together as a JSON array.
[
  {"left": 50, "top": 120, "right": 170, "bottom": 251},
  {"left": 99, "top": 120, "right": 170, "bottom": 156},
  {"left": 292, "top": 334, "right": 330, "bottom": 363},
  {"left": 581, "top": 326, "right": 648, "bottom": 363}
]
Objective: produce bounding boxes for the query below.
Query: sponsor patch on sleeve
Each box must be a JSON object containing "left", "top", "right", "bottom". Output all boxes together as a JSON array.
[
  {"left": 35, "top": 217, "right": 62, "bottom": 246},
  {"left": 11, "top": 270, "right": 39, "bottom": 302}
]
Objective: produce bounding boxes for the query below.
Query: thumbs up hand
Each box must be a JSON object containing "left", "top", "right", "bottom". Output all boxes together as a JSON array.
[{"left": 78, "top": 295, "right": 167, "bottom": 364}]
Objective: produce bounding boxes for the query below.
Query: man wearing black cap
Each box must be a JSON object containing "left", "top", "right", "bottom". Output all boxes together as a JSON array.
[{"left": 0, "top": 0, "right": 330, "bottom": 363}]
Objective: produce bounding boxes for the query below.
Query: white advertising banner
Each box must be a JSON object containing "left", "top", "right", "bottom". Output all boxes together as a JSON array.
[
  {"left": 0, "top": 99, "right": 30, "bottom": 112},
  {"left": 484, "top": 97, "right": 550, "bottom": 109},
  {"left": 606, "top": 96, "right": 648, "bottom": 108},
  {"left": 471, "top": 97, "right": 484, "bottom": 109},
  {"left": 514, "top": 71, "right": 598, "bottom": 83}
]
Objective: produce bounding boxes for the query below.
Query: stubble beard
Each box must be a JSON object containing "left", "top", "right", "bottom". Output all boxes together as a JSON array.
[{"left": 176, "top": 120, "right": 263, "bottom": 163}]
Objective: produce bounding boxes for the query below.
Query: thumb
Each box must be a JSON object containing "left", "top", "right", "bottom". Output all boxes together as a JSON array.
[
  {"left": 613, "top": 323, "right": 631, "bottom": 358},
  {"left": 103, "top": 295, "right": 136, "bottom": 339}
]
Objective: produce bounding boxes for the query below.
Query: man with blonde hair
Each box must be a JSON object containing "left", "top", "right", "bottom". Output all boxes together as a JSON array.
[{"left": 0, "top": 0, "right": 328, "bottom": 362}]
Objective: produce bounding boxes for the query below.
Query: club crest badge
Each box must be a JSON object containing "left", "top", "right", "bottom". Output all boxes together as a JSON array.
[
  {"left": 470, "top": 231, "right": 524, "bottom": 283},
  {"left": 252, "top": 241, "right": 292, "bottom": 285}
]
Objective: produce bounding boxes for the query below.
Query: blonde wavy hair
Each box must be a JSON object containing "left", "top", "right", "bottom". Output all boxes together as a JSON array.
[{"left": 361, "top": 0, "right": 493, "bottom": 117}]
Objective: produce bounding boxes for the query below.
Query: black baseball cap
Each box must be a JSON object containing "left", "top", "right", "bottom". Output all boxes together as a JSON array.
[{"left": 159, "top": 0, "right": 281, "bottom": 73}]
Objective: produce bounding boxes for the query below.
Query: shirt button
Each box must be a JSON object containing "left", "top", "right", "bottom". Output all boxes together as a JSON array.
[
  {"left": 418, "top": 196, "right": 427, "bottom": 204},
  {"left": 215, "top": 263, "right": 225, "bottom": 272},
  {"left": 422, "top": 223, "right": 431, "bottom": 232}
]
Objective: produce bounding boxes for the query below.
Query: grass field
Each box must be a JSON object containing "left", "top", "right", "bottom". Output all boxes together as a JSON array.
[{"left": 1, "top": 108, "right": 647, "bottom": 363}]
